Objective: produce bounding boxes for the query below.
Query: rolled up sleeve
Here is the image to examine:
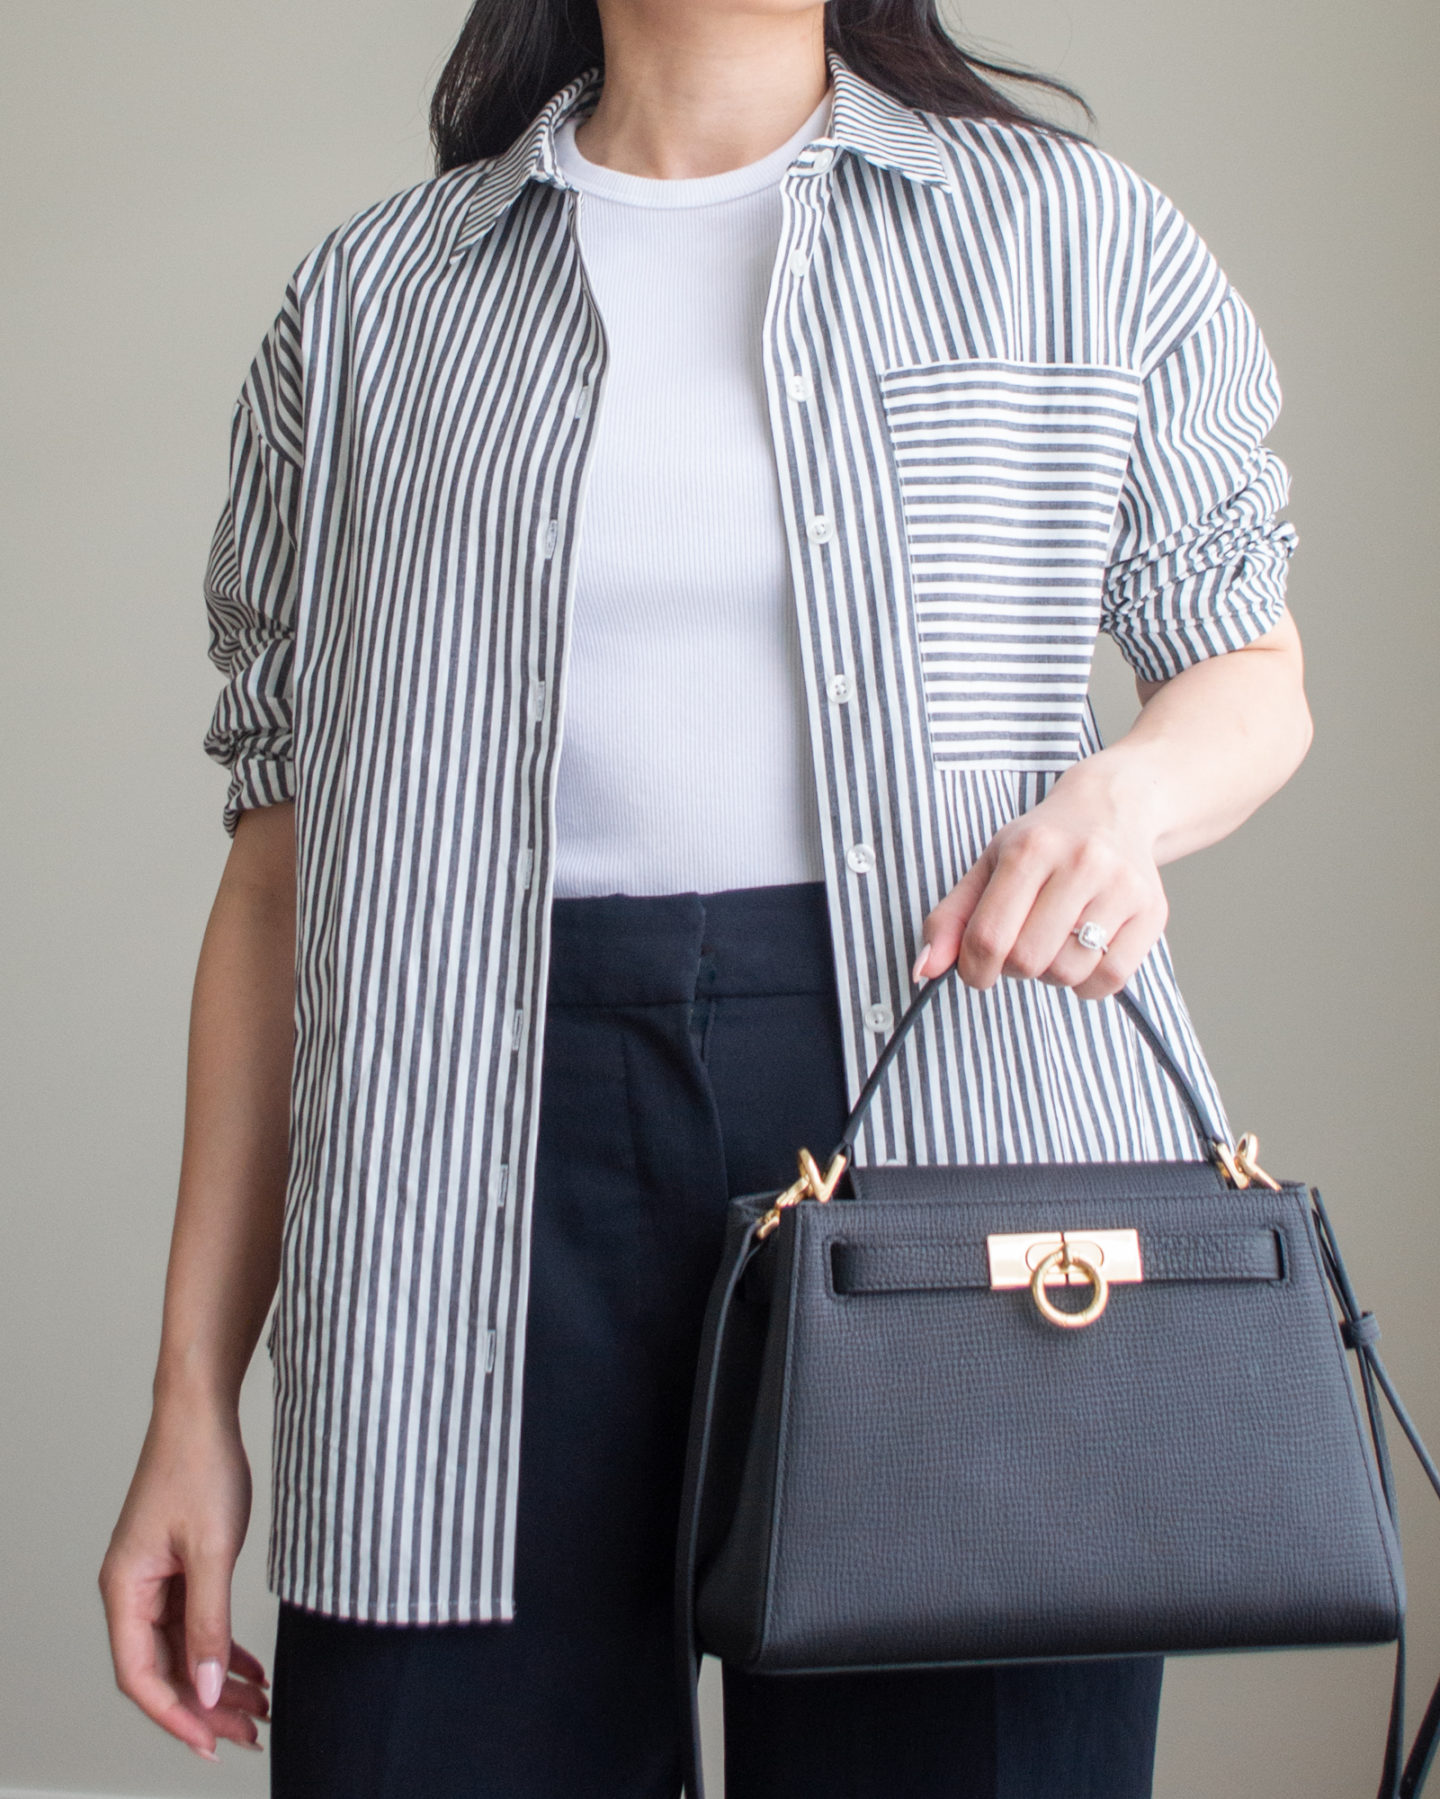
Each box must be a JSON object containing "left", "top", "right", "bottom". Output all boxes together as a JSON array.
[
  {"left": 203, "top": 293, "right": 303, "bottom": 833},
  {"left": 1102, "top": 211, "right": 1299, "bottom": 684}
]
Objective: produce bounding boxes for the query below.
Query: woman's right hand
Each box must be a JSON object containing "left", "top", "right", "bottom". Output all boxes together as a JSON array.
[{"left": 100, "top": 1402, "right": 270, "bottom": 1760}]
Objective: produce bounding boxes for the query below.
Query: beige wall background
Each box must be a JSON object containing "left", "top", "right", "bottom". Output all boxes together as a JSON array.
[{"left": 2, "top": 1, "right": 1435, "bottom": 1794}]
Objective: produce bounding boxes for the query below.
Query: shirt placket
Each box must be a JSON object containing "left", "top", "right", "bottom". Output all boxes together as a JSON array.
[
  {"left": 764, "top": 149, "right": 910, "bottom": 1158},
  {"left": 506, "top": 193, "right": 607, "bottom": 1105},
  {"left": 464, "top": 171, "right": 610, "bottom": 1612}
]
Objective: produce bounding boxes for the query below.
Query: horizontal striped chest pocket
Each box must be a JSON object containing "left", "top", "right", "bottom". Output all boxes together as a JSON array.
[{"left": 881, "top": 360, "right": 1142, "bottom": 769}]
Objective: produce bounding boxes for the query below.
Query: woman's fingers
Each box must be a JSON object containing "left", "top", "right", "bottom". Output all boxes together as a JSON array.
[
  {"left": 170, "top": 1564, "right": 268, "bottom": 1747},
  {"left": 227, "top": 1638, "right": 270, "bottom": 1688},
  {"left": 914, "top": 850, "right": 993, "bottom": 980},
  {"left": 152, "top": 1627, "right": 265, "bottom": 1752},
  {"left": 170, "top": 1643, "right": 266, "bottom": 1748},
  {"left": 1037, "top": 924, "right": 1118, "bottom": 992},
  {"left": 200, "top": 1691, "right": 264, "bottom": 1750},
  {"left": 1003, "top": 863, "right": 1122, "bottom": 986},
  {"left": 1031, "top": 879, "right": 1158, "bottom": 992},
  {"left": 100, "top": 1542, "right": 263, "bottom": 1760},
  {"left": 918, "top": 812, "right": 1169, "bottom": 998},
  {"left": 955, "top": 831, "right": 1081, "bottom": 989},
  {"left": 181, "top": 1548, "right": 237, "bottom": 1722},
  {"left": 919, "top": 835, "right": 1058, "bottom": 989},
  {"left": 220, "top": 1669, "right": 271, "bottom": 1720},
  {"left": 100, "top": 1555, "right": 220, "bottom": 1759},
  {"left": 1071, "top": 908, "right": 1165, "bottom": 1001}
]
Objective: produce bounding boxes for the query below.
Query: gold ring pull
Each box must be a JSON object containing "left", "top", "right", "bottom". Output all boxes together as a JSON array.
[{"left": 1030, "top": 1245, "right": 1109, "bottom": 1330}]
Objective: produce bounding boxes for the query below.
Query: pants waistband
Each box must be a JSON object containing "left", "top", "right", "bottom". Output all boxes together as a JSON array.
[{"left": 546, "top": 882, "right": 834, "bottom": 1010}]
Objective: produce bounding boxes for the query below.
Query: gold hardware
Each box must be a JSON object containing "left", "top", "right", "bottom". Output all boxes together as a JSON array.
[
  {"left": 1212, "top": 1132, "right": 1281, "bottom": 1192},
  {"left": 1211, "top": 1138, "right": 1243, "bottom": 1186},
  {"left": 1233, "top": 1132, "right": 1281, "bottom": 1190},
  {"left": 986, "top": 1228, "right": 1142, "bottom": 1291},
  {"left": 755, "top": 1147, "right": 847, "bottom": 1240},
  {"left": 1030, "top": 1244, "right": 1109, "bottom": 1329}
]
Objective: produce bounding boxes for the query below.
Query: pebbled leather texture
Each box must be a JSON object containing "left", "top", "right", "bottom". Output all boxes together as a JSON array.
[{"left": 693, "top": 1177, "right": 1401, "bottom": 1673}]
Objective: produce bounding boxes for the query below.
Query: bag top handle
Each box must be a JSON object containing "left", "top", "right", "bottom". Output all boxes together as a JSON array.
[{"left": 830, "top": 969, "right": 1228, "bottom": 1167}]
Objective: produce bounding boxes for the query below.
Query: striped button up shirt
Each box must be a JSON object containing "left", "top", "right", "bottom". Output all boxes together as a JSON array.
[{"left": 204, "top": 52, "right": 1296, "bottom": 1624}]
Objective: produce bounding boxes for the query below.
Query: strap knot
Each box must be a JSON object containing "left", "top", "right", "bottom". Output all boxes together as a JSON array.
[{"left": 1341, "top": 1311, "right": 1382, "bottom": 1350}]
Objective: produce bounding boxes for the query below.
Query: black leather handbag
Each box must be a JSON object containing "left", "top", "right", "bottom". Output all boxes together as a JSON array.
[{"left": 676, "top": 971, "right": 1440, "bottom": 1799}]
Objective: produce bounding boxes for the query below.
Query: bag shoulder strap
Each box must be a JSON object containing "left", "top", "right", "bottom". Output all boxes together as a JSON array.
[
  {"left": 831, "top": 974, "right": 1226, "bottom": 1165},
  {"left": 1311, "top": 1189, "right": 1440, "bottom": 1799},
  {"left": 675, "top": 1214, "right": 769, "bottom": 1799}
]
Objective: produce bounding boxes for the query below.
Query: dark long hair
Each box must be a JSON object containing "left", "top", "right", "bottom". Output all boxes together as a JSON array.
[{"left": 431, "top": 1, "right": 1087, "bottom": 173}]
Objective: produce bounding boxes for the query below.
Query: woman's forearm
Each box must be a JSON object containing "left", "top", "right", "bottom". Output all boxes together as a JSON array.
[
  {"left": 99, "top": 801, "right": 294, "bottom": 1758},
  {"left": 153, "top": 801, "right": 296, "bottom": 1417},
  {"left": 1061, "top": 610, "right": 1313, "bottom": 868}
]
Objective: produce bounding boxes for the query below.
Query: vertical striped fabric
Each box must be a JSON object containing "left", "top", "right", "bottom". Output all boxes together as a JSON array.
[{"left": 203, "top": 52, "right": 1296, "bottom": 1624}]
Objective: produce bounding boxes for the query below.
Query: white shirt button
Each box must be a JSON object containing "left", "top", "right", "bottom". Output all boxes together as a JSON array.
[
  {"left": 827, "top": 673, "right": 854, "bottom": 703},
  {"left": 846, "top": 843, "right": 876, "bottom": 875},
  {"left": 807, "top": 515, "right": 834, "bottom": 544},
  {"left": 787, "top": 373, "right": 813, "bottom": 402},
  {"left": 865, "top": 1002, "right": 894, "bottom": 1033},
  {"left": 787, "top": 248, "right": 809, "bottom": 278},
  {"left": 529, "top": 678, "right": 547, "bottom": 715},
  {"left": 810, "top": 147, "right": 836, "bottom": 175}
]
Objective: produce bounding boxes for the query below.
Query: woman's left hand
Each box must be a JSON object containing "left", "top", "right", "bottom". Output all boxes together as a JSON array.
[
  {"left": 913, "top": 618, "right": 1313, "bottom": 1001},
  {"left": 913, "top": 760, "right": 1168, "bottom": 1002}
]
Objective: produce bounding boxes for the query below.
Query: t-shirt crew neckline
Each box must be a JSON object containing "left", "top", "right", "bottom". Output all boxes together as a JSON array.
[{"left": 555, "top": 91, "right": 833, "bottom": 209}]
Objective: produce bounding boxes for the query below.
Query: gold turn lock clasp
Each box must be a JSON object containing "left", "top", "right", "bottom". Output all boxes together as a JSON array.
[
  {"left": 986, "top": 1229, "right": 1143, "bottom": 1330},
  {"left": 756, "top": 1148, "right": 847, "bottom": 1240}
]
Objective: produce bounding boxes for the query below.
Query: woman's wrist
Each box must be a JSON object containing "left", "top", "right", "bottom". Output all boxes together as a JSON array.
[
  {"left": 151, "top": 1353, "right": 247, "bottom": 1425},
  {"left": 1049, "top": 743, "right": 1169, "bottom": 865}
]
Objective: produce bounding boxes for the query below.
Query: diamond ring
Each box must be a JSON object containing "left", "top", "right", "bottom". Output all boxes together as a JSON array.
[{"left": 1073, "top": 921, "right": 1110, "bottom": 955}]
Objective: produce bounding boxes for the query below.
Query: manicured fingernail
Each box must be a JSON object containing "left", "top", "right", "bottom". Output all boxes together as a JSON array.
[
  {"left": 239, "top": 1738, "right": 265, "bottom": 1752},
  {"left": 192, "top": 1745, "right": 220, "bottom": 1763},
  {"left": 196, "top": 1659, "right": 225, "bottom": 1709},
  {"left": 912, "top": 945, "right": 931, "bottom": 983}
]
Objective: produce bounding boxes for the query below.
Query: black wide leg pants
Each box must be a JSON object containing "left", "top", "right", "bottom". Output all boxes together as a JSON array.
[{"left": 271, "top": 883, "right": 1162, "bottom": 1798}]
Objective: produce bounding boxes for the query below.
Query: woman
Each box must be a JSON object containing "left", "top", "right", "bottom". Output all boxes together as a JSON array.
[{"left": 100, "top": 0, "right": 1313, "bottom": 1793}]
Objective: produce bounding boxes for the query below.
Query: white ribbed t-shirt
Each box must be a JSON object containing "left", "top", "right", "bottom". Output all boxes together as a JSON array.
[{"left": 551, "top": 97, "right": 830, "bottom": 899}]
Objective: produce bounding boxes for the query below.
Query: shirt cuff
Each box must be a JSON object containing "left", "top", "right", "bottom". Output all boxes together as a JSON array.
[
  {"left": 221, "top": 745, "right": 296, "bottom": 835},
  {"left": 1103, "top": 516, "right": 1298, "bottom": 686}
]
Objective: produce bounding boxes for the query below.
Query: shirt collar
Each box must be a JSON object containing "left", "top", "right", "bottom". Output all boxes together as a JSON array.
[
  {"left": 824, "top": 50, "right": 951, "bottom": 190},
  {"left": 450, "top": 51, "right": 949, "bottom": 258}
]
